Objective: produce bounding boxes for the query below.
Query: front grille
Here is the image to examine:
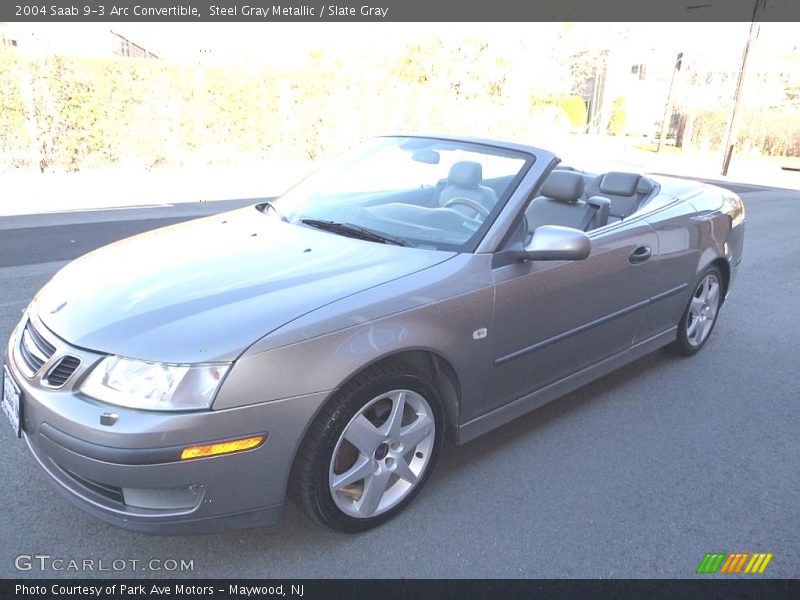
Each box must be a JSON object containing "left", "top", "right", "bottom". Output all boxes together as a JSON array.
[
  {"left": 44, "top": 355, "right": 81, "bottom": 388},
  {"left": 18, "top": 319, "right": 56, "bottom": 375}
]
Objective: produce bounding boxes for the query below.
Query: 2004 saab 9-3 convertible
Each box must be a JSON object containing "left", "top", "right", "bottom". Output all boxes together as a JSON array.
[{"left": 2, "top": 135, "right": 745, "bottom": 534}]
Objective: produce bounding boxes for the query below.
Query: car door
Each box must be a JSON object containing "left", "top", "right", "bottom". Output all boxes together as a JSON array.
[
  {"left": 637, "top": 197, "right": 706, "bottom": 342},
  {"left": 478, "top": 218, "right": 661, "bottom": 420}
]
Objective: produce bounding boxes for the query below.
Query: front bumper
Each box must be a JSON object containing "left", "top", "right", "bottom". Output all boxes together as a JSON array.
[{"left": 4, "top": 314, "right": 330, "bottom": 535}]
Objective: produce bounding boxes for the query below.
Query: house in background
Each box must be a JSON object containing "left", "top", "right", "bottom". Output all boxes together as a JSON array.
[{"left": 0, "top": 23, "right": 159, "bottom": 59}]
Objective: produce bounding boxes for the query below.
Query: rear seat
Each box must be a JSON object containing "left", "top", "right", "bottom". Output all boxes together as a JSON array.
[{"left": 582, "top": 172, "right": 656, "bottom": 222}]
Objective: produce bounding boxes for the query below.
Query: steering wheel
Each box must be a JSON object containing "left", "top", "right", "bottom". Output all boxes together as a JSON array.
[{"left": 443, "top": 197, "right": 491, "bottom": 219}]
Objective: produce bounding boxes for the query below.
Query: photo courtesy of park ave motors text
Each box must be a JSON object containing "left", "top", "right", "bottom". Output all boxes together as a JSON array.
[{"left": 0, "top": 13, "right": 798, "bottom": 580}]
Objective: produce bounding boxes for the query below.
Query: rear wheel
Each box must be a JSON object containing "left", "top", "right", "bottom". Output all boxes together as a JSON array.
[
  {"left": 669, "top": 266, "right": 723, "bottom": 356},
  {"left": 289, "top": 363, "right": 444, "bottom": 532}
]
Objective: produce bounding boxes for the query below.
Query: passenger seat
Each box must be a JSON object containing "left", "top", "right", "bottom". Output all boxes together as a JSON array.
[{"left": 526, "top": 170, "right": 604, "bottom": 232}]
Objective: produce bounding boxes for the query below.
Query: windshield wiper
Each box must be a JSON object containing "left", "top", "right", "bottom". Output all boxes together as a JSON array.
[
  {"left": 300, "top": 218, "right": 412, "bottom": 247},
  {"left": 257, "top": 200, "right": 288, "bottom": 222}
]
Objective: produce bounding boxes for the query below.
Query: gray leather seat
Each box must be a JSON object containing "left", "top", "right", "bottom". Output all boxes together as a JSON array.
[
  {"left": 526, "top": 170, "right": 601, "bottom": 232},
  {"left": 583, "top": 172, "right": 655, "bottom": 221},
  {"left": 439, "top": 161, "right": 499, "bottom": 217}
]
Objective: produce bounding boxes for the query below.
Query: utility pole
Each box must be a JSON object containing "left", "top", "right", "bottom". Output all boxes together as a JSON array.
[
  {"left": 656, "top": 52, "right": 683, "bottom": 152},
  {"left": 720, "top": 0, "right": 763, "bottom": 175},
  {"left": 586, "top": 51, "right": 608, "bottom": 135}
]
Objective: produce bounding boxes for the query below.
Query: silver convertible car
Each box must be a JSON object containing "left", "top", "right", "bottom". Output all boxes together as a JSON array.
[{"left": 2, "top": 135, "right": 745, "bottom": 534}]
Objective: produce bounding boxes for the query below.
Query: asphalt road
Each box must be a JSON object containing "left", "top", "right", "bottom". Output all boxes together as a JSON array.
[{"left": 0, "top": 186, "right": 798, "bottom": 579}]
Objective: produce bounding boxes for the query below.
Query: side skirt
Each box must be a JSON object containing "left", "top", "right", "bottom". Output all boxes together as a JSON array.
[{"left": 457, "top": 327, "right": 677, "bottom": 445}]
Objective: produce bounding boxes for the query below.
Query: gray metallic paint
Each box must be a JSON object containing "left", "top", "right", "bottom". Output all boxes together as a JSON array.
[
  {"left": 32, "top": 212, "right": 456, "bottom": 363},
  {"left": 4, "top": 134, "right": 745, "bottom": 533},
  {"left": 521, "top": 224, "right": 592, "bottom": 261}
]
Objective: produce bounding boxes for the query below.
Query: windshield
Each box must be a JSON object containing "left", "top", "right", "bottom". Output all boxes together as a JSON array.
[{"left": 273, "top": 136, "right": 532, "bottom": 252}]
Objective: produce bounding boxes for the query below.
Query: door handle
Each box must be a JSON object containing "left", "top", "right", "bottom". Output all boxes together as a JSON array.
[{"left": 629, "top": 245, "right": 652, "bottom": 264}]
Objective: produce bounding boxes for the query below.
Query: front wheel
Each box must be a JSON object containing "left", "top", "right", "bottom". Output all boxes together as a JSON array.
[
  {"left": 289, "top": 363, "right": 444, "bottom": 532},
  {"left": 669, "top": 266, "right": 723, "bottom": 356}
]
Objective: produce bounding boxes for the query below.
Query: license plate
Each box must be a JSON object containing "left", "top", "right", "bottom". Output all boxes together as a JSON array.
[{"left": 2, "top": 366, "right": 22, "bottom": 438}]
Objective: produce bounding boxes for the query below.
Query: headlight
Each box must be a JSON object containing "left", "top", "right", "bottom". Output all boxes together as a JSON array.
[
  {"left": 80, "top": 356, "right": 230, "bottom": 411},
  {"left": 722, "top": 190, "right": 745, "bottom": 227}
]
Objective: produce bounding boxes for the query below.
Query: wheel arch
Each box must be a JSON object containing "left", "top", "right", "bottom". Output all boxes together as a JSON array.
[
  {"left": 352, "top": 349, "right": 461, "bottom": 442},
  {"left": 709, "top": 257, "right": 731, "bottom": 304},
  {"left": 313, "top": 348, "right": 462, "bottom": 443}
]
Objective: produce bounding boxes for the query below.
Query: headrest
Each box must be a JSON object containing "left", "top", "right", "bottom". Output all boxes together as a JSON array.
[
  {"left": 636, "top": 178, "right": 654, "bottom": 194},
  {"left": 540, "top": 170, "right": 585, "bottom": 203},
  {"left": 448, "top": 161, "right": 482, "bottom": 188},
  {"left": 599, "top": 172, "right": 641, "bottom": 196}
]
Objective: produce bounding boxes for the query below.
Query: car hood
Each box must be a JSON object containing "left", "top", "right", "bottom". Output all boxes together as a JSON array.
[{"left": 33, "top": 207, "right": 455, "bottom": 363}]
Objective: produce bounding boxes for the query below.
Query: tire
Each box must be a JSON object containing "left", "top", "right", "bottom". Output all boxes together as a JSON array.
[
  {"left": 669, "top": 266, "right": 723, "bottom": 356},
  {"left": 288, "top": 362, "right": 445, "bottom": 532}
]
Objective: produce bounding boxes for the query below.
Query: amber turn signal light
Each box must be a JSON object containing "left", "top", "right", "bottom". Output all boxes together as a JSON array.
[{"left": 180, "top": 435, "right": 265, "bottom": 460}]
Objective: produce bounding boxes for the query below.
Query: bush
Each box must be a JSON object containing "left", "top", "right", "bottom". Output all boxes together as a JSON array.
[
  {"left": 530, "top": 95, "right": 587, "bottom": 129},
  {"left": 559, "top": 95, "right": 588, "bottom": 128},
  {"left": 606, "top": 97, "right": 627, "bottom": 136},
  {"left": 690, "top": 109, "right": 800, "bottom": 157}
]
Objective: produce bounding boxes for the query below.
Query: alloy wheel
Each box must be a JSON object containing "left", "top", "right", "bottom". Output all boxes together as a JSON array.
[
  {"left": 328, "top": 389, "right": 436, "bottom": 519},
  {"left": 686, "top": 273, "right": 721, "bottom": 347}
]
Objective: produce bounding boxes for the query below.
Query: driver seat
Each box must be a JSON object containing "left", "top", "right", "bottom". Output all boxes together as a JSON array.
[{"left": 439, "top": 161, "right": 499, "bottom": 217}]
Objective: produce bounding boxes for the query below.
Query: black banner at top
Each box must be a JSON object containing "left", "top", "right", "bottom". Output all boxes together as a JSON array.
[{"left": 2, "top": 0, "right": 800, "bottom": 22}]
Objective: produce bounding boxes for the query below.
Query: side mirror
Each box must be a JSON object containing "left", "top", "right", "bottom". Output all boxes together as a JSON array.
[{"left": 519, "top": 225, "right": 591, "bottom": 261}]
